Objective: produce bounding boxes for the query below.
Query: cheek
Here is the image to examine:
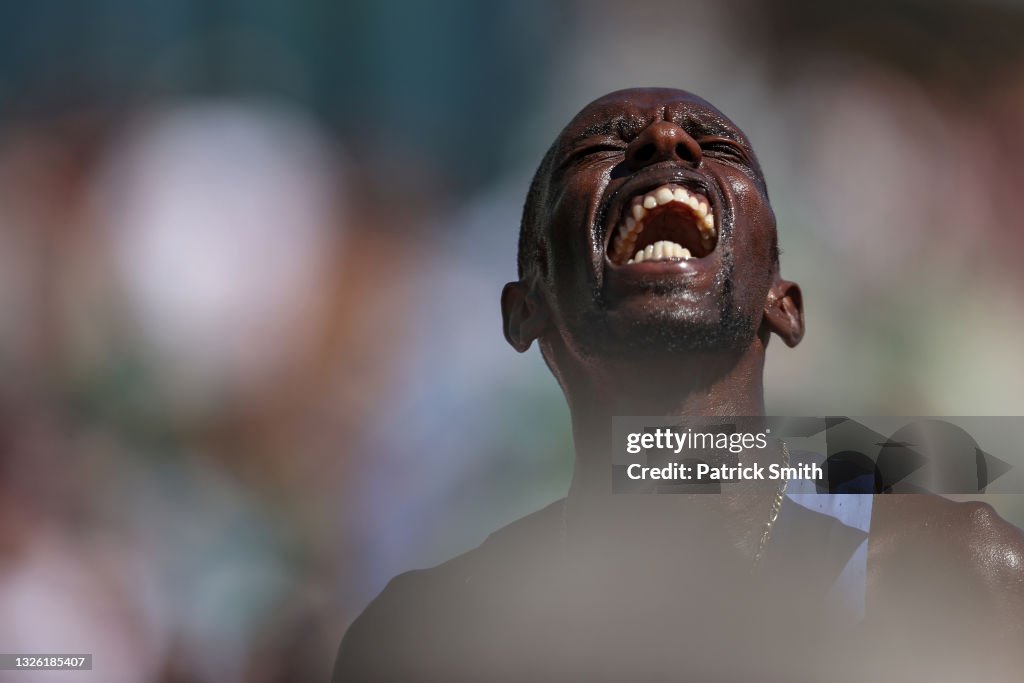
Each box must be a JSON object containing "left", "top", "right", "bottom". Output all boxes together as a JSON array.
[
  {"left": 546, "top": 177, "right": 603, "bottom": 281},
  {"left": 726, "top": 179, "right": 776, "bottom": 303},
  {"left": 729, "top": 179, "right": 774, "bottom": 249}
]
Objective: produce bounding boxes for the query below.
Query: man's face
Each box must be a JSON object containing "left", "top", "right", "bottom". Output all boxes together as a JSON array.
[{"left": 537, "top": 88, "right": 779, "bottom": 358}]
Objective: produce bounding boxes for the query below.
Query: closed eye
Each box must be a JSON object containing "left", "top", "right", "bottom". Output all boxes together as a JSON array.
[
  {"left": 699, "top": 137, "right": 750, "bottom": 165},
  {"left": 558, "top": 141, "right": 625, "bottom": 172}
]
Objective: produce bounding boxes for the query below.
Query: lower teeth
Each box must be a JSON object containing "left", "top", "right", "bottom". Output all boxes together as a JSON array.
[{"left": 628, "top": 240, "right": 692, "bottom": 264}]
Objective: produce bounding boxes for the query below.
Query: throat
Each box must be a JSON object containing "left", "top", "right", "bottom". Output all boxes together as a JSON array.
[
  {"left": 562, "top": 349, "right": 769, "bottom": 504},
  {"left": 573, "top": 350, "right": 766, "bottom": 419}
]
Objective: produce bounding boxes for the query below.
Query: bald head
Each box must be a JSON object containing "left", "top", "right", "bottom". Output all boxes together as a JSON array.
[
  {"left": 518, "top": 88, "right": 771, "bottom": 281},
  {"left": 504, "top": 87, "right": 802, "bottom": 374}
]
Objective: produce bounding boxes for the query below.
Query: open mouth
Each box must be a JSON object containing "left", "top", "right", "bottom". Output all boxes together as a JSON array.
[{"left": 607, "top": 183, "right": 717, "bottom": 265}]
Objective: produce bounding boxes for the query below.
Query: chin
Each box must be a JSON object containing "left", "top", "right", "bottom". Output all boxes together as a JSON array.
[{"left": 573, "top": 301, "right": 757, "bottom": 358}]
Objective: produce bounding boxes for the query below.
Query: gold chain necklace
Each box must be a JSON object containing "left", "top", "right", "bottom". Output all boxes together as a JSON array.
[
  {"left": 559, "top": 441, "right": 790, "bottom": 569},
  {"left": 752, "top": 441, "right": 790, "bottom": 568}
]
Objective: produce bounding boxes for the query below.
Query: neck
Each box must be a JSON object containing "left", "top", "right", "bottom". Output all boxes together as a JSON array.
[
  {"left": 564, "top": 344, "right": 767, "bottom": 499},
  {"left": 553, "top": 342, "right": 784, "bottom": 565}
]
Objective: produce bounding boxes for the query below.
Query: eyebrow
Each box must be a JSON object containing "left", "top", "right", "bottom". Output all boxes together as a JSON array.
[
  {"left": 569, "top": 106, "right": 749, "bottom": 143},
  {"left": 670, "top": 108, "right": 751, "bottom": 145},
  {"left": 561, "top": 103, "right": 759, "bottom": 171},
  {"left": 568, "top": 116, "right": 631, "bottom": 142}
]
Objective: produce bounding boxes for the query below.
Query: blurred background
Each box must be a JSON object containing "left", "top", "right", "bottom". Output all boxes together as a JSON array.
[{"left": 1, "top": 0, "right": 1024, "bottom": 680}]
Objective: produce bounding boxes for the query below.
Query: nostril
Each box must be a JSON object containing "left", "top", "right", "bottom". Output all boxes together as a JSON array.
[
  {"left": 676, "top": 143, "right": 691, "bottom": 160},
  {"left": 632, "top": 144, "right": 655, "bottom": 163}
]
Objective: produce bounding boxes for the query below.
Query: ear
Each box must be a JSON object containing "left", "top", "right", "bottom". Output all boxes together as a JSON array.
[
  {"left": 764, "top": 277, "right": 804, "bottom": 347},
  {"left": 501, "top": 281, "right": 549, "bottom": 353}
]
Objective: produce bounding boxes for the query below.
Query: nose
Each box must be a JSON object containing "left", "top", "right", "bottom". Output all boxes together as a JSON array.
[{"left": 625, "top": 120, "right": 702, "bottom": 171}]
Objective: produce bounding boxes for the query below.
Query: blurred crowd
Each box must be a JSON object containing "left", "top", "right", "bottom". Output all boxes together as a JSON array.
[{"left": 1, "top": 1, "right": 1023, "bottom": 680}]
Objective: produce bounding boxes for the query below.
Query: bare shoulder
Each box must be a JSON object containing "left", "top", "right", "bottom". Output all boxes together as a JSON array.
[
  {"left": 871, "top": 494, "right": 1024, "bottom": 581},
  {"left": 868, "top": 494, "right": 1024, "bottom": 661}
]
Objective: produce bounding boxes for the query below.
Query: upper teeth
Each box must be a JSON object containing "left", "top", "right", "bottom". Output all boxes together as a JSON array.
[{"left": 611, "top": 184, "right": 717, "bottom": 264}]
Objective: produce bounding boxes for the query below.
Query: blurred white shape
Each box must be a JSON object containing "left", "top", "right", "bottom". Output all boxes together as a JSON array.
[
  {"left": 94, "top": 100, "right": 343, "bottom": 412},
  {"left": 800, "top": 70, "right": 957, "bottom": 280},
  {"left": 0, "top": 533, "right": 157, "bottom": 683}
]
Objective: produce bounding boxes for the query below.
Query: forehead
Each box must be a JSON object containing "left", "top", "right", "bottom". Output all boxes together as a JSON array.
[{"left": 559, "top": 88, "right": 750, "bottom": 145}]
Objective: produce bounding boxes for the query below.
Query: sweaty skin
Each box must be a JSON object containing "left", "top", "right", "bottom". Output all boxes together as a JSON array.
[{"left": 334, "top": 89, "right": 1024, "bottom": 682}]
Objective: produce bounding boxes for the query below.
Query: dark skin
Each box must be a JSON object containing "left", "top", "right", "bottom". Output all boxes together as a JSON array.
[
  {"left": 334, "top": 88, "right": 1024, "bottom": 682},
  {"left": 504, "top": 88, "right": 805, "bottom": 560},
  {"left": 503, "top": 88, "right": 1024, "bottom": 669}
]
